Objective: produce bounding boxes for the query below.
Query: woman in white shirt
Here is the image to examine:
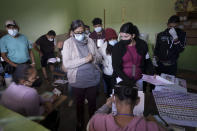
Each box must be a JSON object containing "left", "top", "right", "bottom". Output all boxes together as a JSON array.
[{"left": 98, "top": 28, "right": 118, "bottom": 97}]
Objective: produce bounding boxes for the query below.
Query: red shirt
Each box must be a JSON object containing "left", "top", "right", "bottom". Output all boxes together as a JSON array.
[{"left": 122, "top": 45, "right": 142, "bottom": 80}]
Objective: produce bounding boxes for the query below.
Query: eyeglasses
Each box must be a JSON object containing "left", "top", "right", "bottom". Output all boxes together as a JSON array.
[{"left": 74, "top": 31, "right": 84, "bottom": 34}]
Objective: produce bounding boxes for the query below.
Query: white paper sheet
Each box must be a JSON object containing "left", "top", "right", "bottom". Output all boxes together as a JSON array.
[{"left": 142, "top": 74, "right": 174, "bottom": 86}]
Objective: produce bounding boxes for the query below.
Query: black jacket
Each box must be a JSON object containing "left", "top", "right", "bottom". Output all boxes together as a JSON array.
[
  {"left": 154, "top": 28, "right": 186, "bottom": 63},
  {"left": 112, "top": 38, "right": 154, "bottom": 84}
]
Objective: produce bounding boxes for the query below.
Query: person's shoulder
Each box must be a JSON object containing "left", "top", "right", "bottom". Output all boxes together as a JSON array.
[
  {"left": 19, "top": 34, "right": 28, "bottom": 39},
  {"left": 89, "top": 31, "right": 96, "bottom": 38},
  {"left": 87, "top": 37, "right": 95, "bottom": 44},
  {"left": 137, "top": 38, "right": 147, "bottom": 45},
  {"left": 64, "top": 37, "right": 73, "bottom": 43},
  {"left": 23, "top": 86, "right": 38, "bottom": 98},
  {"left": 134, "top": 116, "right": 164, "bottom": 131},
  {"left": 90, "top": 113, "right": 112, "bottom": 123},
  {"left": 176, "top": 28, "right": 186, "bottom": 35},
  {"left": 0, "top": 34, "right": 10, "bottom": 40},
  {"left": 63, "top": 37, "right": 74, "bottom": 48},
  {"left": 157, "top": 29, "right": 168, "bottom": 37}
]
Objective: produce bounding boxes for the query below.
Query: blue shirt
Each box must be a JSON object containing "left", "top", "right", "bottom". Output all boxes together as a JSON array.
[{"left": 0, "top": 34, "right": 32, "bottom": 64}]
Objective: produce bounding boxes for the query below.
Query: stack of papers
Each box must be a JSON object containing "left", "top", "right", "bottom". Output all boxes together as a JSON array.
[
  {"left": 154, "top": 74, "right": 187, "bottom": 92},
  {"left": 53, "top": 79, "right": 68, "bottom": 84},
  {"left": 153, "top": 91, "right": 197, "bottom": 127}
]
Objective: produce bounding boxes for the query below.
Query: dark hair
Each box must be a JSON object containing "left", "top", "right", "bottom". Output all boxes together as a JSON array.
[
  {"left": 168, "top": 15, "right": 180, "bottom": 24},
  {"left": 120, "top": 22, "right": 140, "bottom": 40},
  {"left": 92, "top": 18, "right": 102, "bottom": 25},
  {"left": 84, "top": 25, "right": 90, "bottom": 29},
  {"left": 70, "top": 20, "right": 85, "bottom": 31},
  {"left": 114, "top": 82, "right": 138, "bottom": 104},
  {"left": 106, "top": 44, "right": 113, "bottom": 55},
  {"left": 13, "top": 64, "right": 34, "bottom": 84},
  {"left": 47, "top": 30, "right": 56, "bottom": 36}
]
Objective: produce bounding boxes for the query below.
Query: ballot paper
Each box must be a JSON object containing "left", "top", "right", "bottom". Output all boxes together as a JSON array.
[
  {"left": 41, "top": 92, "right": 53, "bottom": 99},
  {"left": 142, "top": 74, "right": 174, "bottom": 86},
  {"left": 155, "top": 84, "right": 187, "bottom": 93},
  {"left": 161, "top": 73, "right": 175, "bottom": 83},
  {"left": 154, "top": 74, "right": 187, "bottom": 92},
  {"left": 161, "top": 73, "right": 186, "bottom": 89},
  {"left": 133, "top": 91, "right": 144, "bottom": 116},
  {"left": 53, "top": 79, "right": 68, "bottom": 85},
  {"left": 153, "top": 91, "right": 197, "bottom": 127}
]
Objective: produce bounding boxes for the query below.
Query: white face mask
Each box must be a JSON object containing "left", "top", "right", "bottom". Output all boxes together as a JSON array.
[
  {"left": 48, "top": 38, "right": 54, "bottom": 41},
  {"left": 8, "top": 29, "right": 18, "bottom": 37},
  {"left": 109, "top": 40, "right": 118, "bottom": 46},
  {"left": 94, "top": 27, "right": 102, "bottom": 33},
  {"left": 74, "top": 33, "right": 85, "bottom": 41}
]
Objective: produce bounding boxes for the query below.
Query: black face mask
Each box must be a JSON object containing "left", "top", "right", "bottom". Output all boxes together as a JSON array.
[
  {"left": 119, "top": 39, "right": 132, "bottom": 45},
  {"left": 31, "top": 78, "right": 42, "bottom": 87}
]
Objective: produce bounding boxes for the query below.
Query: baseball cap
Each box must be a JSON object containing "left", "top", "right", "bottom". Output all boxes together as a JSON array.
[{"left": 5, "top": 20, "right": 17, "bottom": 27}]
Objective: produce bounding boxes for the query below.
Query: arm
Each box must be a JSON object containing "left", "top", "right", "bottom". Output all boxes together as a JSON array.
[
  {"left": 1, "top": 53, "right": 17, "bottom": 67},
  {"left": 29, "top": 49, "right": 35, "bottom": 65},
  {"left": 62, "top": 40, "right": 89, "bottom": 69},
  {"left": 0, "top": 39, "right": 17, "bottom": 67},
  {"left": 154, "top": 34, "right": 160, "bottom": 58},
  {"left": 90, "top": 38, "right": 102, "bottom": 64},
  {"left": 172, "top": 30, "right": 186, "bottom": 53},
  {"left": 33, "top": 43, "right": 42, "bottom": 56}
]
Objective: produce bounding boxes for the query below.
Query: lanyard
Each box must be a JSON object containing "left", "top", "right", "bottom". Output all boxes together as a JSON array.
[{"left": 117, "top": 113, "right": 134, "bottom": 116}]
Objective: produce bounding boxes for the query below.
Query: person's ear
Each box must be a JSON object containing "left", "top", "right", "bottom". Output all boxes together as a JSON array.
[{"left": 132, "top": 34, "right": 136, "bottom": 39}]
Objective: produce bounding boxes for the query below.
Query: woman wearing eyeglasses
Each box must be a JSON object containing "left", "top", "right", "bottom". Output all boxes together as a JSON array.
[
  {"left": 112, "top": 22, "right": 154, "bottom": 88},
  {"left": 62, "top": 20, "right": 102, "bottom": 131}
]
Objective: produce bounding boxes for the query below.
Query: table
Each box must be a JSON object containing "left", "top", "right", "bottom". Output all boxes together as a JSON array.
[{"left": 0, "top": 105, "right": 49, "bottom": 131}]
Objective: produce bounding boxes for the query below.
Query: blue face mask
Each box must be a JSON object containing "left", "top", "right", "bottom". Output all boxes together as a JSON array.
[
  {"left": 74, "top": 33, "right": 85, "bottom": 41},
  {"left": 108, "top": 40, "right": 118, "bottom": 46},
  {"left": 94, "top": 27, "right": 102, "bottom": 33}
]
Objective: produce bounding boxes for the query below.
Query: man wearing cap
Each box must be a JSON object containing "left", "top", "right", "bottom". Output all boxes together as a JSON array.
[
  {"left": 154, "top": 15, "right": 186, "bottom": 75},
  {"left": 0, "top": 20, "right": 35, "bottom": 73},
  {"left": 89, "top": 18, "right": 105, "bottom": 48},
  {"left": 33, "top": 30, "right": 56, "bottom": 80}
]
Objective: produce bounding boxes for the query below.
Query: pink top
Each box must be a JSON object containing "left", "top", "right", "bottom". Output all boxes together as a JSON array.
[
  {"left": 89, "top": 114, "right": 164, "bottom": 131},
  {"left": 122, "top": 45, "right": 142, "bottom": 80}
]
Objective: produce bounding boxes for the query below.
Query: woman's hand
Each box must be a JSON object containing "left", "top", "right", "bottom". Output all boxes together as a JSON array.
[
  {"left": 106, "top": 97, "right": 113, "bottom": 108},
  {"left": 86, "top": 53, "right": 93, "bottom": 62}
]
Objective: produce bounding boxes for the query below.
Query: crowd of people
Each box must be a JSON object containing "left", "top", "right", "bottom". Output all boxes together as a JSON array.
[{"left": 0, "top": 15, "right": 186, "bottom": 131}]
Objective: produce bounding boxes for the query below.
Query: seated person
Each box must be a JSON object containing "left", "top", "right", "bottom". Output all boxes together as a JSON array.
[
  {"left": 89, "top": 83, "right": 165, "bottom": 131},
  {"left": 1, "top": 64, "right": 54, "bottom": 116}
]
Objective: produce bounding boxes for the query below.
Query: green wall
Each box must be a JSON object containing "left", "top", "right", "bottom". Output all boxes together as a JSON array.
[
  {"left": 0, "top": 0, "right": 78, "bottom": 69},
  {"left": 0, "top": 0, "right": 196, "bottom": 71},
  {"left": 76, "top": 0, "right": 197, "bottom": 72}
]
